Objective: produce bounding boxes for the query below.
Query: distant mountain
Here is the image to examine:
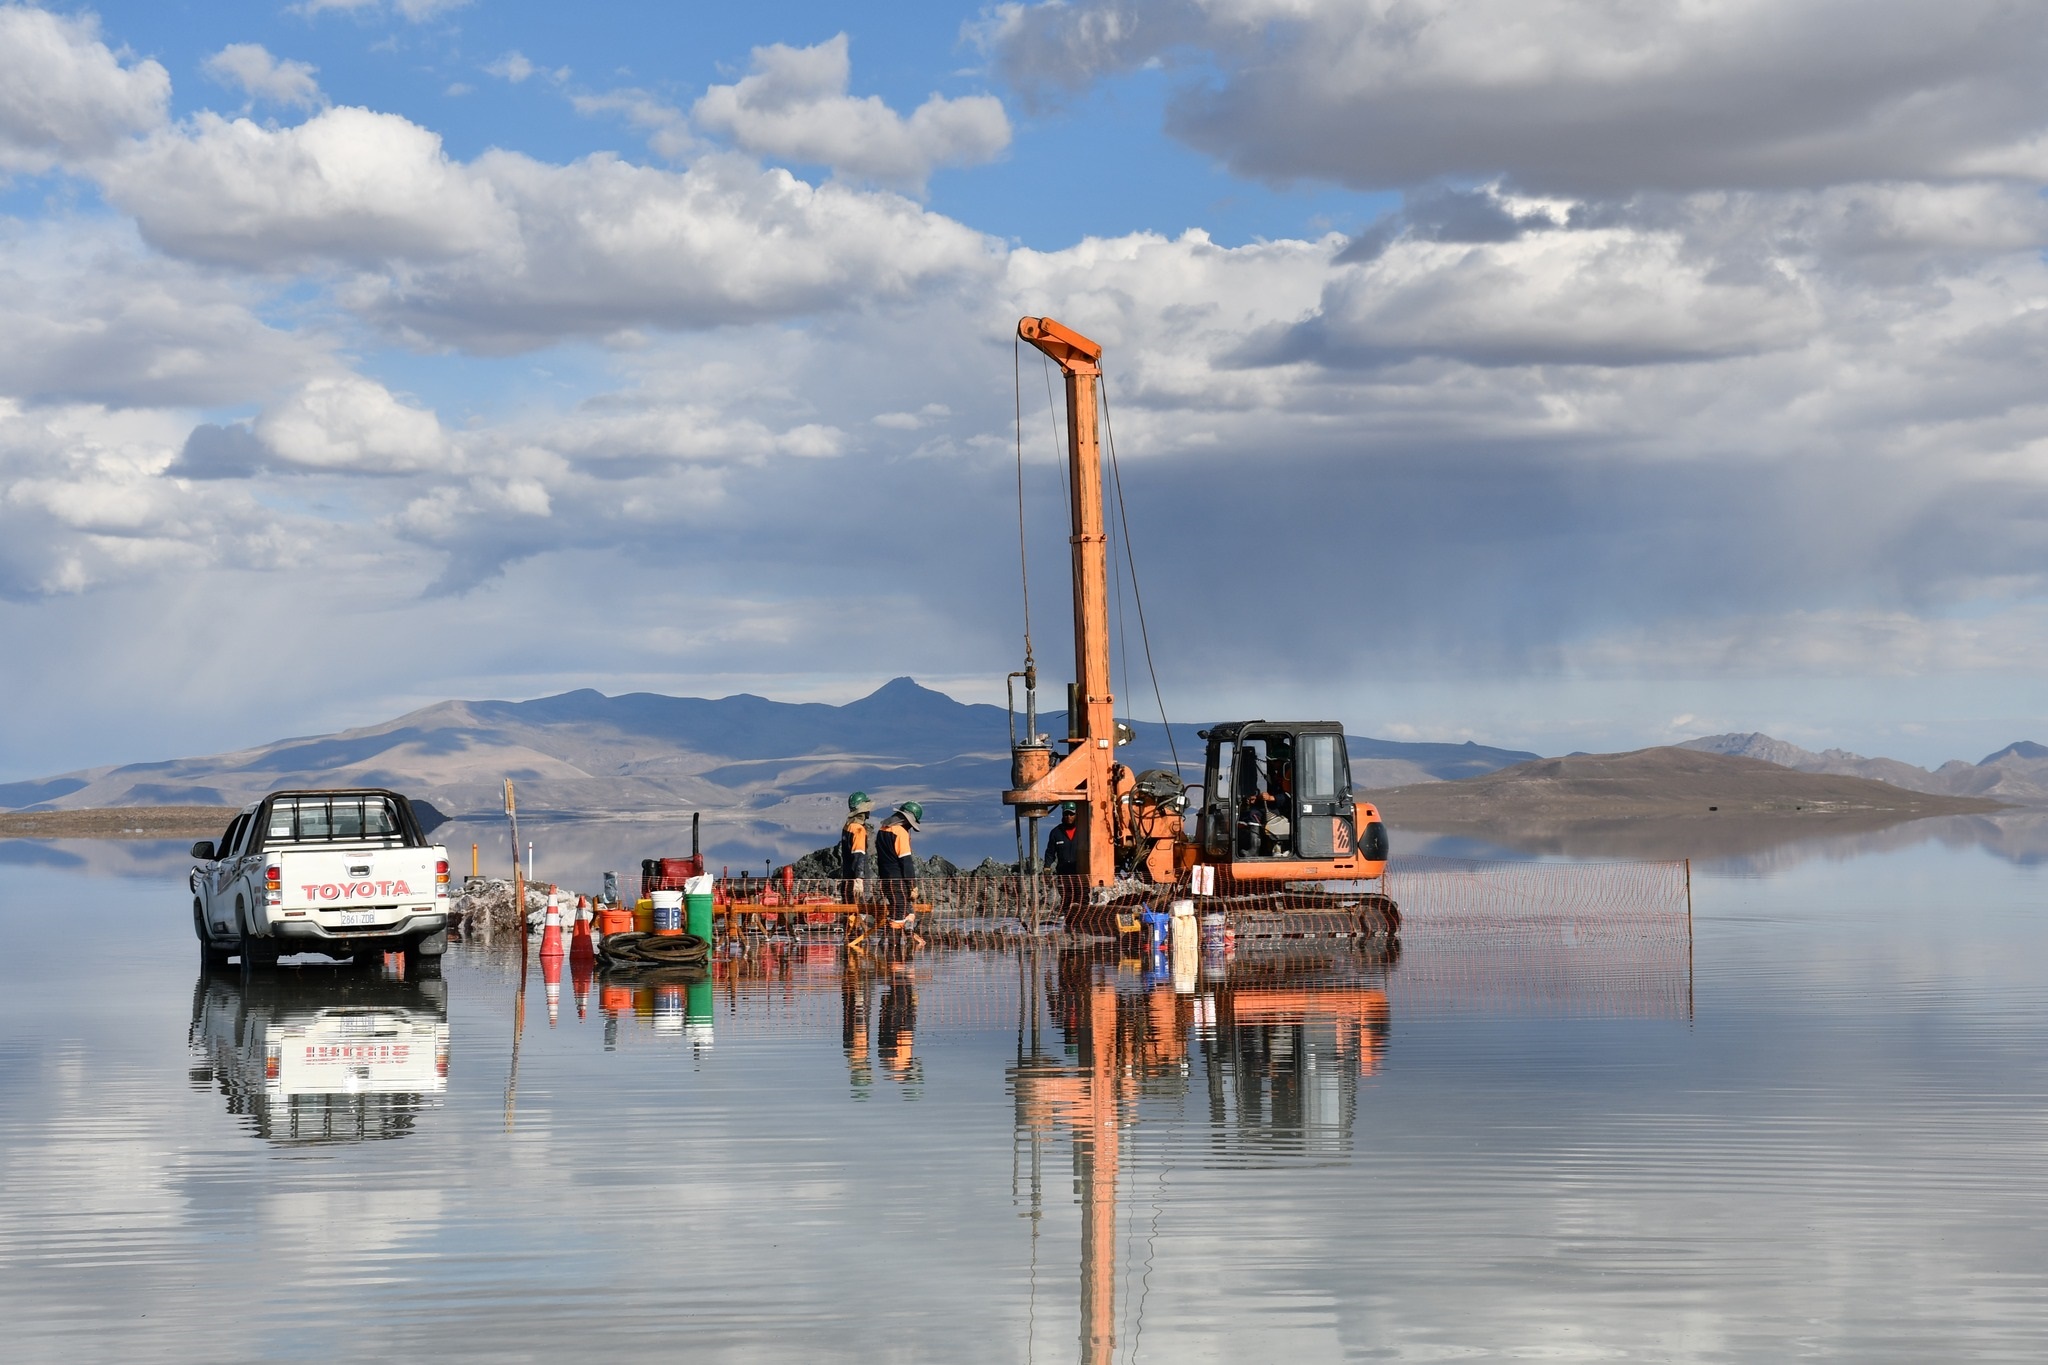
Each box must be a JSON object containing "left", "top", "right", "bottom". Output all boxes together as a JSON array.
[
  {"left": 1348, "top": 737, "right": 1540, "bottom": 787},
  {"left": 1679, "top": 732, "right": 2048, "bottom": 806},
  {"left": 0, "top": 678, "right": 1537, "bottom": 855},
  {"left": 1372, "top": 746, "right": 2001, "bottom": 834}
]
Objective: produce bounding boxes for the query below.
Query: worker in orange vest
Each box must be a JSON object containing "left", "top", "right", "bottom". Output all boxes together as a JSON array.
[
  {"left": 876, "top": 800, "right": 924, "bottom": 947},
  {"left": 839, "top": 792, "right": 874, "bottom": 901}
]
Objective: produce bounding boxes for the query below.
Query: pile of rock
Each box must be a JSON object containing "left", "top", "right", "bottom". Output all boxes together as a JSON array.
[
  {"left": 450, "top": 877, "right": 553, "bottom": 937},
  {"left": 787, "top": 843, "right": 1017, "bottom": 880}
]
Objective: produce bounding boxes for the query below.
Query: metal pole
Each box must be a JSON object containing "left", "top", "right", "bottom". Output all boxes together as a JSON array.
[
  {"left": 507, "top": 780, "right": 525, "bottom": 973},
  {"left": 1685, "top": 857, "right": 1695, "bottom": 1024}
]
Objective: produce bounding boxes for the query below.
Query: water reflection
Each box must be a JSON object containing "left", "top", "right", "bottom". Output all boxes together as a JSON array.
[
  {"left": 490, "top": 912, "right": 1678, "bottom": 1360},
  {"left": 1398, "top": 807, "right": 2048, "bottom": 871},
  {"left": 590, "top": 968, "right": 716, "bottom": 1052},
  {"left": 836, "top": 957, "right": 923, "bottom": 1096},
  {"left": 187, "top": 966, "right": 449, "bottom": 1145},
  {"left": 1011, "top": 944, "right": 1395, "bottom": 1363},
  {"left": 5, "top": 841, "right": 2046, "bottom": 1360}
]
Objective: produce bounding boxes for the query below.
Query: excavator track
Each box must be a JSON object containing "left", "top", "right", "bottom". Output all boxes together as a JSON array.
[{"left": 1063, "top": 889, "right": 1399, "bottom": 941}]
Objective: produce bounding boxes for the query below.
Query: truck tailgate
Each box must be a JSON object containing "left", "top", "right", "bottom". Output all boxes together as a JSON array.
[{"left": 279, "top": 848, "right": 441, "bottom": 910}]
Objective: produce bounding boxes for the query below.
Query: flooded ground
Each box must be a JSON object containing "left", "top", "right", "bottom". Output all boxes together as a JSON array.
[{"left": 2, "top": 828, "right": 2045, "bottom": 1361}]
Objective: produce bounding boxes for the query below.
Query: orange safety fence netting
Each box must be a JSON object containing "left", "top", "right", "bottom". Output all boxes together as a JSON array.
[{"left": 569, "top": 857, "right": 1694, "bottom": 1042}]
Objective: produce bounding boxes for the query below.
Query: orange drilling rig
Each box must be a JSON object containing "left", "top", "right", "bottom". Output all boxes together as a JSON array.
[{"left": 1002, "top": 316, "right": 1398, "bottom": 937}]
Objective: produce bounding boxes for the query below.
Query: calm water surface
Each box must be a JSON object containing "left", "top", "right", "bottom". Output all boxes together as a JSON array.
[{"left": 1, "top": 831, "right": 2043, "bottom": 1361}]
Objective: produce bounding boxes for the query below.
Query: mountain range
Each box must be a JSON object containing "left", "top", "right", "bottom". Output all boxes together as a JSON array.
[
  {"left": 1678, "top": 734, "right": 2048, "bottom": 805},
  {"left": 4, "top": 681, "right": 2041, "bottom": 863},
  {"left": 0, "top": 678, "right": 1538, "bottom": 856}
]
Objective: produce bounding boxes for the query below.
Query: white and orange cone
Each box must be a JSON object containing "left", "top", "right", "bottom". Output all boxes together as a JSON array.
[{"left": 539, "top": 889, "right": 565, "bottom": 962}]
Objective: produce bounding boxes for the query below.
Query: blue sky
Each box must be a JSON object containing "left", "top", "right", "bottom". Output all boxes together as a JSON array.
[{"left": 3, "top": 0, "right": 2048, "bottom": 780}]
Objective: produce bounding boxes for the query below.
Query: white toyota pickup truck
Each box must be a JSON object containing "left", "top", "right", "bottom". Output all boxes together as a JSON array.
[{"left": 190, "top": 788, "right": 451, "bottom": 970}]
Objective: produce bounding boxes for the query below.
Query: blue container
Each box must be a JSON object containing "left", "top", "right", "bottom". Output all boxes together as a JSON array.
[{"left": 1141, "top": 910, "right": 1170, "bottom": 950}]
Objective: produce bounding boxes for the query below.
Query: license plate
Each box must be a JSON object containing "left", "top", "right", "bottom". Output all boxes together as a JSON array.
[{"left": 335, "top": 911, "right": 378, "bottom": 927}]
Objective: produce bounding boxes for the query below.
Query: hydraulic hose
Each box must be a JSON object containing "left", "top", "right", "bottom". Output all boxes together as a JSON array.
[{"left": 598, "top": 931, "right": 711, "bottom": 969}]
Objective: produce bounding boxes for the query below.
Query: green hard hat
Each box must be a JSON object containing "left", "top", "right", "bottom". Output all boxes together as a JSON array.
[
  {"left": 898, "top": 800, "right": 924, "bottom": 829},
  {"left": 848, "top": 791, "right": 873, "bottom": 813},
  {"left": 1061, "top": 801, "right": 1079, "bottom": 818}
]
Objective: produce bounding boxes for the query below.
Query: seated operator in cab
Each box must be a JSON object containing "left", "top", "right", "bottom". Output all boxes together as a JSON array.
[
  {"left": 1236, "top": 742, "right": 1296, "bottom": 857},
  {"left": 1255, "top": 757, "right": 1295, "bottom": 855}
]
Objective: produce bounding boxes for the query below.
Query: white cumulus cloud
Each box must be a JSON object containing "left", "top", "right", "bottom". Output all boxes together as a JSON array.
[
  {"left": 294, "top": 0, "right": 470, "bottom": 21},
  {"left": 102, "top": 106, "right": 515, "bottom": 267},
  {"left": 984, "top": 0, "right": 2048, "bottom": 196},
  {"left": 571, "top": 88, "right": 692, "bottom": 161},
  {"left": 1278, "top": 223, "right": 1821, "bottom": 369},
  {"left": 693, "top": 34, "right": 1009, "bottom": 190},
  {"left": 486, "top": 51, "right": 567, "bottom": 85},
  {"left": 0, "top": 218, "right": 329, "bottom": 408},
  {"left": 0, "top": 399, "right": 297, "bottom": 598},
  {"left": 203, "top": 44, "right": 323, "bottom": 110},
  {"left": 0, "top": 5, "right": 169, "bottom": 172},
  {"left": 487, "top": 51, "right": 536, "bottom": 83},
  {"left": 95, "top": 105, "right": 998, "bottom": 349},
  {"left": 254, "top": 375, "right": 449, "bottom": 473},
  {"left": 337, "top": 149, "right": 1000, "bottom": 351}
]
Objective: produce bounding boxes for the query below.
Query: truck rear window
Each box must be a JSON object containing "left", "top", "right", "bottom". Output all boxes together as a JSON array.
[{"left": 265, "top": 795, "right": 406, "bottom": 843}]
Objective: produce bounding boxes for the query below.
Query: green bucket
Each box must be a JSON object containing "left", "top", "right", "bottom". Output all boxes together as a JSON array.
[{"left": 685, "top": 874, "right": 714, "bottom": 943}]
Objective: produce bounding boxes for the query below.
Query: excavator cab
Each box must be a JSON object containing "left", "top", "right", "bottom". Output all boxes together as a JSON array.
[{"left": 1196, "top": 722, "right": 1388, "bottom": 870}]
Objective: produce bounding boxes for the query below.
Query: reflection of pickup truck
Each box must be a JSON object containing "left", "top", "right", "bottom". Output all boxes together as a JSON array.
[
  {"left": 189, "top": 968, "right": 449, "bottom": 1144},
  {"left": 190, "top": 789, "right": 450, "bottom": 970}
]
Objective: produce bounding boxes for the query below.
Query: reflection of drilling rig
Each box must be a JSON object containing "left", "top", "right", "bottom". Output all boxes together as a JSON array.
[
  {"left": 1009, "top": 946, "right": 1394, "bottom": 1364},
  {"left": 1002, "top": 317, "right": 1398, "bottom": 937}
]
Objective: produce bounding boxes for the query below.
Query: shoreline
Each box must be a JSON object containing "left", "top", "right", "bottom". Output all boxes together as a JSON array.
[{"left": 0, "top": 806, "right": 236, "bottom": 840}]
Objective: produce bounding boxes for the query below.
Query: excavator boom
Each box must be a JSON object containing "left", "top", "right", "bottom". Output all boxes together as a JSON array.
[{"left": 1005, "top": 316, "right": 1119, "bottom": 887}]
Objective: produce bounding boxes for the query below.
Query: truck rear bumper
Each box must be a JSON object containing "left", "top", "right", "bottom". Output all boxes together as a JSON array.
[{"left": 272, "top": 910, "right": 446, "bottom": 943}]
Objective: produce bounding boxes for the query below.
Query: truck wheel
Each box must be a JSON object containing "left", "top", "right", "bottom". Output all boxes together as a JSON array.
[
  {"left": 236, "top": 898, "right": 275, "bottom": 973},
  {"left": 194, "top": 899, "right": 230, "bottom": 969},
  {"left": 404, "top": 930, "right": 447, "bottom": 976}
]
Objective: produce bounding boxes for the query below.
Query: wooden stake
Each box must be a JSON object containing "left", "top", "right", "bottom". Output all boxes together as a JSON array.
[{"left": 1684, "top": 857, "right": 1695, "bottom": 1024}]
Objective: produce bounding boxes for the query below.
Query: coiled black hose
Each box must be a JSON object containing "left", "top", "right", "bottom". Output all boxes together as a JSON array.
[{"left": 598, "top": 931, "right": 711, "bottom": 969}]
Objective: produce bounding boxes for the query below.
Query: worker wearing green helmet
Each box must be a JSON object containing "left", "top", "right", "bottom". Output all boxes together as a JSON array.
[
  {"left": 877, "top": 800, "right": 924, "bottom": 946},
  {"left": 839, "top": 791, "right": 875, "bottom": 903}
]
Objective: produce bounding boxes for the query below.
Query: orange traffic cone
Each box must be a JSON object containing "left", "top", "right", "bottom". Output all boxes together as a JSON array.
[
  {"left": 571, "top": 896, "right": 595, "bottom": 1019},
  {"left": 539, "top": 889, "right": 565, "bottom": 962}
]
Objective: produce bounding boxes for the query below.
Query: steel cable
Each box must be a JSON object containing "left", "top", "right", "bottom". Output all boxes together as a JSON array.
[{"left": 1098, "top": 372, "right": 1181, "bottom": 777}]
